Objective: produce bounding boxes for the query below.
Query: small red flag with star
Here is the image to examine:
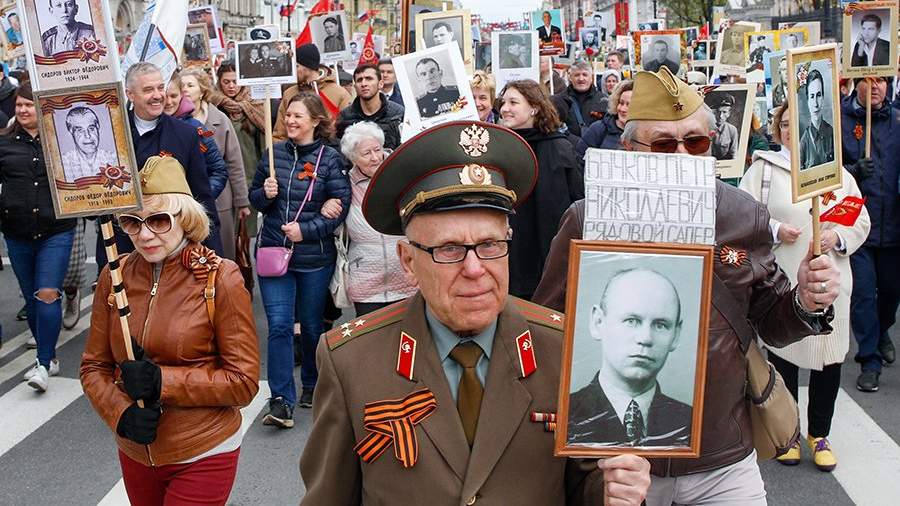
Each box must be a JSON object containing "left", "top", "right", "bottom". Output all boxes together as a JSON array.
[
  {"left": 820, "top": 196, "right": 867, "bottom": 226},
  {"left": 516, "top": 330, "right": 537, "bottom": 377}
]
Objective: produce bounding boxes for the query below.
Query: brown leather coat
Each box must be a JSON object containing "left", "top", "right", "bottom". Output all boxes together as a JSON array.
[
  {"left": 533, "top": 182, "right": 832, "bottom": 477},
  {"left": 80, "top": 244, "right": 260, "bottom": 466}
]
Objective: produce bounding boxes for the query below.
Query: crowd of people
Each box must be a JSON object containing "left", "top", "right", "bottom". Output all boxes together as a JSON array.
[{"left": 0, "top": 32, "right": 895, "bottom": 504}]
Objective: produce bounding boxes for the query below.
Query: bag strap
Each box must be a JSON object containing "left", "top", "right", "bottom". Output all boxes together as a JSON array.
[
  {"left": 710, "top": 273, "right": 755, "bottom": 354},
  {"left": 289, "top": 145, "right": 326, "bottom": 223},
  {"left": 570, "top": 100, "right": 586, "bottom": 127},
  {"left": 760, "top": 161, "right": 773, "bottom": 207},
  {"left": 204, "top": 270, "right": 217, "bottom": 323}
]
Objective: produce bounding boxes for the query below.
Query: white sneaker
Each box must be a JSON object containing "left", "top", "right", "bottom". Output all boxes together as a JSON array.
[
  {"left": 27, "top": 361, "right": 49, "bottom": 392},
  {"left": 62, "top": 289, "right": 81, "bottom": 330},
  {"left": 25, "top": 336, "right": 37, "bottom": 349},
  {"left": 23, "top": 358, "right": 59, "bottom": 381}
]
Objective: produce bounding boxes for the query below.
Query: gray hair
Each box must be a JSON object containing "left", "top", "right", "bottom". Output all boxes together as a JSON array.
[
  {"left": 569, "top": 59, "right": 592, "bottom": 74},
  {"left": 340, "top": 121, "right": 385, "bottom": 161},
  {"left": 125, "top": 62, "right": 162, "bottom": 90},
  {"left": 620, "top": 103, "right": 716, "bottom": 145},
  {"left": 65, "top": 106, "right": 99, "bottom": 132}
]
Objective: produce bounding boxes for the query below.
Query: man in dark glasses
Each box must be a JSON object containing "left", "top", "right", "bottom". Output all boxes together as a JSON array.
[{"left": 535, "top": 66, "right": 841, "bottom": 505}]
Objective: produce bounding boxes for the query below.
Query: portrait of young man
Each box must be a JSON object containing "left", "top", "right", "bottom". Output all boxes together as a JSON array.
[
  {"left": 412, "top": 56, "right": 459, "bottom": 118},
  {"left": 850, "top": 12, "right": 890, "bottom": 67},
  {"left": 708, "top": 93, "right": 740, "bottom": 161},
  {"left": 799, "top": 67, "right": 835, "bottom": 170},
  {"left": 642, "top": 37, "right": 679, "bottom": 74},
  {"left": 499, "top": 33, "right": 530, "bottom": 69},
  {"left": 321, "top": 15, "right": 346, "bottom": 53},
  {"left": 40, "top": 0, "right": 95, "bottom": 57}
]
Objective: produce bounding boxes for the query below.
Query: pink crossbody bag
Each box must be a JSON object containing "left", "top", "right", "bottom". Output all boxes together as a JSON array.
[{"left": 256, "top": 146, "right": 324, "bottom": 277}]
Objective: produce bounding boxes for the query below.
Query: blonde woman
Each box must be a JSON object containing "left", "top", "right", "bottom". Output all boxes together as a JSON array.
[{"left": 470, "top": 70, "right": 497, "bottom": 122}]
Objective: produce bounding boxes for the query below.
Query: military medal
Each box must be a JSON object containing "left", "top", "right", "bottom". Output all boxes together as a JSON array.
[
  {"left": 396, "top": 332, "right": 417, "bottom": 380},
  {"left": 516, "top": 330, "right": 537, "bottom": 377}
]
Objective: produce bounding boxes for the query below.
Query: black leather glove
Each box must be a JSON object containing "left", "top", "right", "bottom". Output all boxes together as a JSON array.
[
  {"left": 116, "top": 403, "right": 162, "bottom": 444},
  {"left": 120, "top": 343, "right": 162, "bottom": 402},
  {"left": 847, "top": 158, "right": 874, "bottom": 181}
]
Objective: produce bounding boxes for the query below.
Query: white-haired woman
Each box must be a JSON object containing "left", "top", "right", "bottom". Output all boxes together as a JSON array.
[{"left": 321, "top": 122, "right": 416, "bottom": 316}]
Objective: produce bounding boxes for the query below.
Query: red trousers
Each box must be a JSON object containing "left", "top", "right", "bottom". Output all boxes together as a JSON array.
[{"left": 118, "top": 448, "right": 240, "bottom": 506}]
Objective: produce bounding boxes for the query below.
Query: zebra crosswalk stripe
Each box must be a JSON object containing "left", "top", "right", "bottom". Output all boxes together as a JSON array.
[{"left": 0, "top": 378, "right": 83, "bottom": 457}]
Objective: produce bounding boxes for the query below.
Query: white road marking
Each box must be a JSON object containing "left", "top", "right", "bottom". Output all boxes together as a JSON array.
[
  {"left": 2, "top": 256, "right": 96, "bottom": 266},
  {"left": 0, "top": 377, "right": 83, "bottom": 457}
]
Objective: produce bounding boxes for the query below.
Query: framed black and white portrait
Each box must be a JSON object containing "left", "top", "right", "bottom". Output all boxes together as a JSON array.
[
  {"left": 580, "top": 28, "right": 600, "bottom": 51},
  {"left": 310, "top": 10, "right": 350, "bottom": 63},
  {"left": 702, "top": 84, "right": 755, "bottom": 179},
  {"left": 787, "top": 43, "right": 843, "bottom": 201},
  {"left": 491, "top": 30, "right": 538, "bottom": 90},
  {"left": 415, "top": 9, "right": 473, "bottom": 70},
  {"left": 556, "top": 241, "right": 711, "bottom": 458},
  {"left": 764, "top": 50, "right": 788, "bottom": 111},
  {"left": 634, "top": 30, "right": 683, "bottom": 74},
  {"left": 182, "top": 23, "right": 211, "bottom": 69},
  {"left": 713, "top": 21, "right": 761, "bottom": 77},
  {"left": 187, "top": 5, "right": 222, "bottom": 53},
  {"left": 234, "top": 39, "right": 296, "bottom": 87},
  {"left": 841, "top": 1, "right": 898, "bottom": 78},
  {"left": 393, "top": 43, "right": 477, "bottom": 132},
  {"left": 744, "top": 30, "right": 777, "bottom": 73}
]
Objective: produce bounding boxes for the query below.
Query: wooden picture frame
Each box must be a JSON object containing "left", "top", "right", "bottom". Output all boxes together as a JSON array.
[
  {"left": 0, "top": 2, "right": 24, "bottom": 60},
  {"left": 633, "top": 29, "right": 684, "bottom": 74},
  {"left": 35, "top": 82, "right": 141, "bottom": 218},
  {"left": 181, "top": 23, "right": 212, "bottom": 69},
  {"left": 786, "top": 43, "right": 843, "bottom": 202},
  {"left": 701, "top": 83, "right": 756, "bottom": 179},
  {"left": 415, "top": 9, "right": 473, "bottom": 72},
  {"left": 841, "top": 0, "right": 898, "bottom": 78},
  {"left": 555, "top": 241, "right": 712, "bottom": 458}
]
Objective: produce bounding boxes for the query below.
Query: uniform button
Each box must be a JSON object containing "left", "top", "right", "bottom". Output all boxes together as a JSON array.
[
  {"left": 33, "top": 208, "right": 38, "bottom": 213},
  {"left": 32, "top": 157, "right": 38, "bottom": 162},
  {"left": 466, "top": 496, "right": 477, "bottom": 505},
  {"left": 34, "top": 181, "right": 39, "bottom": 186}
]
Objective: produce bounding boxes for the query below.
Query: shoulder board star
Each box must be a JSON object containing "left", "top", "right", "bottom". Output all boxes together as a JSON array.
[
  {"left": 327, "top": 300, "right": 409, "bottom": 350},
  {"left": 511, "top": 297, "right": 565, "bottom": 332}
]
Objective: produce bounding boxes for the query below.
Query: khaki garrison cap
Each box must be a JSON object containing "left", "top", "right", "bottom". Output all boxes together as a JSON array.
[
  {"left": 140, "top": 156, "right": 192, "bottom": 196},
  {"left": 627, "top": 66, "right": 704, "bottom": 122},
  {"left": 362, "top": 121, "right": 538, "bottom": 236}
]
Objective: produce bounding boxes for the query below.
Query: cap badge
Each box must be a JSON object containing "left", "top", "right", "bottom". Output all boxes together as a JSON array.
[
  {"left": 459, "top": 164, "right": 492, "bottom": 186},
  {"left": 459, "top": 124, "right": 490, "bottom": 157},
  {"left": 673, "top": 102, "right": 684, "bottom": 111}
]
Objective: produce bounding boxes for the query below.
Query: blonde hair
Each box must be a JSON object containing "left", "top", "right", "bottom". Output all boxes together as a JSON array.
[
  {"left": 470, "top": 70, "right": 496, "bottom": 104},
  {"left": 180, "top": 68, "right": 212, "bottom": 103},
  {"left": 607, "top": 79, "right": 633, "bottom": 115},
  {"left": 143, "top": 193, "right": 210, "bottom": 243},
  {"left": 770, "top": 103, "right": 788, "bottom": 145}
]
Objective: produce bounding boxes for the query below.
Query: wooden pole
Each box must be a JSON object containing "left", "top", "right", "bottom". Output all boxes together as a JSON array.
[
  {"left": 865, "top": 78, "right": 872, "bottom": 158},
  {"left": 264, "top": 87, "right": 274, "bottom": 179},
  {"left": 98, "top": 215, "right": 144, "bottom": 409},
  {"left": 811, "top": 197, "right": 822, "bottom": 257}
]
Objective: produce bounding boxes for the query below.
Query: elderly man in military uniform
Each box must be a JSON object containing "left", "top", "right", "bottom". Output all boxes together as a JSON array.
[
  {"left": 800, "top": 69, "right": 834, "bottom": 170},
  {"left": 415, "top": 57, "right": 460, "bottom": 118},
  {"left": 60, "top": 106, "right": 119, "bottom": 183},
  {"left": 532, "top": 66, "right": 840, "bottom": 505},
  {"left": 41, "top": 0, "right": 95, "bottom": 57},
  {"left": 709, "top": 93, "right": 739, "bottom": 160},
  {"left": 300, "top": 121, "right": 652, "bottom": 505}
]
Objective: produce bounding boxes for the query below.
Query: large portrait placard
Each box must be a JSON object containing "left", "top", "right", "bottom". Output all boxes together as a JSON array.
[
  {"left": 491, "top": 30, "right": 538, "bottom": 91},
  {"left": 701, "top": 84, "right": 756, "bottom": 179},
  {"left": 310, "top": 10, "right": 351, "bottom": 63},
  {"left": 841, "top": 0, "right": 898, "bottom": 78},
  {"left": 531, "top": 8, "right": 565, "bottom": 56},
  {"left": 555, "top": 241, "right": 711, "bottom": 458},
  {"left": 234, "top": 39, "right": 296, "bottom": 87},
  {"left": 633, "top": 29, "right": 684, "bottom": 74},
  {"left": 787, "top": 43, "right": 843, "bottom": 202},
  {"left": 35, "top": 83, "right": 140, "bottom": 218},
  {"left": 0, "top": 3, "right": 25, "bottom": 60},
  {"left": 18, "top": 0, "right": 120, "bottom": 91},
  {"left": 713, "top": 21, "right": 760, "bottom": 77},
  {"left": 415, "top": 9, "right": 473, "bottom": 71}
]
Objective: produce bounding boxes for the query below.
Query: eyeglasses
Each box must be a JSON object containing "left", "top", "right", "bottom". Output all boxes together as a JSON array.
[
  {"left": 778, "top": 121, "right": 789, "bottom": 130},
  {"left": 631, "top": 136, "right": 712, "bottom": 155},
  {"left": 118, "top": 212, "right": 179, "bottom": 236},
  {"left": 408, "top": 239, "right": 511, "bottom": 264}
]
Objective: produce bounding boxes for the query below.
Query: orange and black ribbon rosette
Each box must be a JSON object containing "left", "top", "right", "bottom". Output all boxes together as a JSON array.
[{"left": 354, "top": 389, "right": 437, "bottom": 468}]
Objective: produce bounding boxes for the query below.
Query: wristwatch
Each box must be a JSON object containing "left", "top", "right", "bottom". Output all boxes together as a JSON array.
[{"left": 793, "top": 288, "right": 835, "bottom": 323}]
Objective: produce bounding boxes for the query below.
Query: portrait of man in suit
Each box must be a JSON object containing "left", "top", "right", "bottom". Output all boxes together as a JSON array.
[
  {"left": 40, "top": 0, "right": 95, "bottom": 57},
  {"left": 59, "top": 106, "right": 119, "bottom": 183},
  {"left": 850, "top": 12, "right": 890, "bottom": 67},
  {"left": 537, "top": 10, "right": 561, "bottom": 43},
  {"left": 568, "top": 268, "right": 692, "bottom": 448}
]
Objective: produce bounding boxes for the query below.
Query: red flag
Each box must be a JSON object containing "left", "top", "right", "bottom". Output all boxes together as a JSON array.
[
  {"left": 614, "top": 0, "right": 630, "bottom": 36},
  {"left": 295, "top": 0, "right": 331, "bottom": 47},
  {"left": 820, "top": 196, "right": 867, "bottom": 226},
  {"left": 700, "top": 23, "right": 709, "bottom": 39},
  {"left": 318, "top": 88, "right": 339, "bottom": 118},
  {"left": 358, "top": 26, "right": 378, "bottom": 66}
]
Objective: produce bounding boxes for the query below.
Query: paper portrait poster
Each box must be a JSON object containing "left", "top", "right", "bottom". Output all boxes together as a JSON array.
[
  {"left": 787, "top": 43, "right": 843, "bottom": 202},
  {"left": 345, "top": 32, "right": 386, "bottom": 71},
  {"left": 702, "top": 84, "right": 755, "bottom": 179},
  {"left": 841, "top": 0, "right": 899, "bottom": 78},
  {"left": 713, "top": 21, "right": 761, "bottom": 77},
  {"left": 744, "top": 30, "right": 778, "bottom": 73},
  {"left": 691, "top": 40, "right": 711, "bottom": 64},
  {"left": 18, "top": 0, "right": 120, "bottom": 91},
  {"left": 187, "top": 5, "right": 222, "bottom": 54},
  {"left": 0, "top": 3, "right": 24, "bottom": 59},
  {"left": 394, "top": 43, "right": 478, "bottom": 133},
  {"left": 310, "top": 10, "right": 351, "bottom": 63},
  {"left": 555, "top": 241, "right": 711, "bottom": 458},
  {"left": 234, "top": 39, "right": 296, "bottom": 87},
  {"left": 634, "top": 30, "right": 683, "bottom": 74},
  {"left": 35, "top": 83, "right": 140, "bottom": 218},
  {"left": 779, "top": 27, "right": 809, "bottom": 50},
  {"left": 181, "top": 23, "right": 211, "bottom": 69},
  {"left": 416, "top": 9, "right": 473, "bottom": 71},
  {"left": 491, "top": 30, "right": 538, "bottom": 90},
  {"left": 531, "top": 8, "right": 565, "bottom": 56},
  {"left": 764, "top": 50, "right": 788, "bottom": 111}
]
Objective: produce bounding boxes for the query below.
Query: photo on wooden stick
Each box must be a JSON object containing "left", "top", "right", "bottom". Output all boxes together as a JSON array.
[
  {"left": 309, "top": 10, "right": 351, "bottom": 63},
  {"left": 787, "top": 43, "right": 843, "bottom": 202},
  {"left": 531, "top": 8, "right": 565, "bottom": 56},
  {"left": 701, "top": 84, "right": 755, "bottom": 179},
  {"left": 187, "top": 5, "right": 222, "bottom": 53},
  {"left": 415, "top": 9, "right": 473, "bottom": 71},
  {"left": 634, "top": 30, "right": 684, "bottom": 74},
  {"left": 841, "top": 1, "right": 899, "bottom": 78},
  {"left": 713, "top": 21, "right": 761, "bottom": 77},
  {"left": 234, "top": 39, "right": 296, "bottom": 87},
  {"left": 35, "top": 82, "right": 141, "bottom": 218},
  {"left": 181, "top": 23, "right": 211, "bottom": 69},
  {"left": 555, "top": 241, "right": 711, "bottom": 458}
]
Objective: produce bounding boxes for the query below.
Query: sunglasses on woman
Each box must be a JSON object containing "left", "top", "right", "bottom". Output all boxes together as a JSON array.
[
  {"left": 631, "top": 136, "right": 712, "bottom": 155},
  {"left": 117, "top": 212, "right": 179, "bottom": 236}
]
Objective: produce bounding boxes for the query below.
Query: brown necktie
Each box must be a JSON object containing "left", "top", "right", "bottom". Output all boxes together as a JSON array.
[{"left": 450, "top": 342, "right": 484, "bottom": 446}]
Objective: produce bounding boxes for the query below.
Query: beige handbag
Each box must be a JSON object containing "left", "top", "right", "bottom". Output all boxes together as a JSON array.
[{"left": 712, "top": 275, "right": 800, "bottom": 460}]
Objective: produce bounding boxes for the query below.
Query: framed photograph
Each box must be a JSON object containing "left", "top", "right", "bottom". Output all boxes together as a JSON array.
[
  {"left": 187, "top": 5, "right": 223, "bottom": 54},
  {"left": 586, "top": 11, "right": 610, "bottom": 42},
  {"left": 491, "top": 30, "right": 539, "bottom": 90},
  {"left": 764, "top": 50, "right": 788, "bottom": 111},
  {"left": 18, "top": 0, "right": 120, "bottom": 91},
  {"left": 634, "top": 30, "right": 683, "bottom": 74},
  {"left": 744, "top": 30, "right": 778, "bottom": 73},
  {"left": 555, "top": 241, "right": 711, "bottom": 458},
  {"left": 234, "top": 39, "right": 296, "bottom": 87},
  {"left": 531, "top": 8, "right": 565, "bottom": 56},
  {"left": 247, "top": 24, "right": 279, "bottom": 41},
  {"left": 474, "top": 41, "right": 490, "bottom": 70},
  {"left": 701, "top": 84, "right": 755, "bottom": 179},
  {"left": 580, "top": 27, "right": 600, "bottom": 51},
  {"left": 713, "top": 21, "right": 761, "bottom": 77},
  {"left": 682, "top": 26, "right": 699, "bottom": 46},
  {"left": 779, "top": 27, "right": 809, "bottom": 50},
  {"left": 345, "top": 32, "right": 386, "bottom": 71},
  {"left": 181, "top": 24, "right": 211, "bottom": 69},
  {"left": 754, "top": 96, "right": 770, "bottom": 127},
  {"left": 34, "top": 83, "right": 141, "bottom": 218},
  {"left": 691, "top": 40, "right": 710, "bottom": 62},
  {"left": 416, "top": 9, "right": 473, "bottom": 70},
  {"left": 0, "top": 4, "right": 24, "bottom": 59},
  {"left": 841, "top": 1, "right": 898, "bottom": 78},
  {"left": 402, "top": 0, "right": 434, "bottom": 54},
  {"left": 394, "top": 42, "right": 478, "bottom": 132},
  {"left": 787, "top": 43, "right": 843, "bottom": 202},
  {"left": 779, "top": 21, "right": 821, "bottom": 45},
  {"left": 309, "top": 10, "right": 350, "bottom": 63}
]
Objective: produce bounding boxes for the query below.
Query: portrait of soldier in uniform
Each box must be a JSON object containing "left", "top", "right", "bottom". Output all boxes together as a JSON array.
[
  {"left": 59, "top": 106, "right": 118, "bottom": 183},
  {"left": 850, "top": 12, "right": 890, "bottom": 67},
  {"left": 747, "top": 34, "right": 773, "bottom": 71},
  {"left": 422, "top": 15, "right": 466, "bottom": 59},
  {"left": 498, "top": 33, "right": 530, "bottom": 69},
  {"left": 708, "top": 93, "right": 739, "bottom": 160},
  {"left": 40, "top": 0, "right": 95, "bottom": 57},
  {"left": 568, "top": 268, "right": 693, "bottom": 448},
  {"left": 771, "top": 55, "right": 788, "bottom": 108},
  {"left": 642, "top": 37, "right": 680, "bottom": 74},
  {"left": 322, "top": 16, "right": 345, "bottom": 53},
  {"left": 799, "top": 68, "right": 835, "bottom": 170},
  {"left": 719, "top": 26, "right": 750, "bottom": 67},
  {"left": 414, "top": 57, "right": 460, "bottom": 118}
]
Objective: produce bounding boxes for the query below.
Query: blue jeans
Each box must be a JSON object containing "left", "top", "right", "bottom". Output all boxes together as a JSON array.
[
  {"left": 850, "top": 246, "right": 900, "bottom": 373},
  {"left": 6, "top": 229, "right": 75, "bottom": 368},
  {"left": 258, "top": 265, "right": 334, "bottom": 405}
]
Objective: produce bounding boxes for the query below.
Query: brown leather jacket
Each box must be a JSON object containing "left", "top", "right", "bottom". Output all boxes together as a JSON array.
[
  {"left": 81, "top": 244, "right": 260, "bottom": 466},
  {"left": 533, "top": 182, "right": 832, "bottom": 477}
]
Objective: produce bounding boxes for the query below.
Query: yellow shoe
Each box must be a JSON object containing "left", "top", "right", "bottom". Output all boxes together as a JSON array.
[
  {"left": 776, "top": 441, "right": 801, "bottom": 466},
  {"left": 807, "top": 436, "right": 837, "bottom": 472}
]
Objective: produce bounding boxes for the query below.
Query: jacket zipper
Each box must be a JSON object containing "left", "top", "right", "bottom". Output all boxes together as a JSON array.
[
  {"left": 284, "top": 149, "right": 299, "bottom": 248},
  {"left": 141, "top": 261, "right": 164, "bottom": 467}
]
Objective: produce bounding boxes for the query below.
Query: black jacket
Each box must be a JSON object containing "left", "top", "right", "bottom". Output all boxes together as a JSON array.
[
  {"left": 508, "top": 127, "right": 583, "bottom": 299},
  {"left": 563, "top": 84, "right": 605, "bottom": 137},
  {"left": 336, "top": 93, "right": 405, "bottom": 149},
  {"left": 0, "top": 125, "right": 75, "bottom": 240}
]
